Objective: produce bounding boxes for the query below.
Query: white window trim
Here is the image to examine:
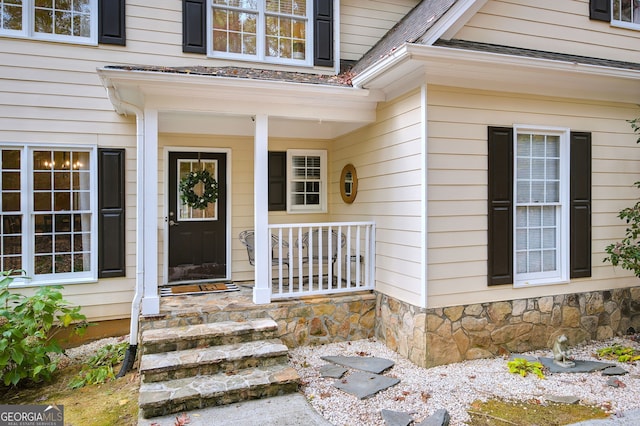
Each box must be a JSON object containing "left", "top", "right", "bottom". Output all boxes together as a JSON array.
[
  {"left": 1, "top": 143, "right": 98, "bottom": 287},
  {"left": 207, "top": 0, "right": 314, "bottom": 66},
  {"left": 512, "top": 125, "right": 570, "bottom": 288},
  {"left": 0, "top": 0, "right": 98, "bottom": 45},
  {"left": 286, "top": 149, "right": 327, "bottom": 214}
]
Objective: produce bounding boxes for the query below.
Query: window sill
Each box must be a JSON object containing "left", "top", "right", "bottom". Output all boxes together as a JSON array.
[
  {"left": 611, "top": 20, "right": 640, "bottom": 31},
  {"left": 0, "top": 32, "right": 98, "bottom": 46},
  {"left": 8, "top": 276, "right": 99, "bottom": 289},
  {"left": 514, "top": 277, "right": 569, "bottom": 288}
]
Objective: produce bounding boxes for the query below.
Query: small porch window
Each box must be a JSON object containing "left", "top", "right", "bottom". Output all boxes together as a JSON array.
[
  {"left": 613, "top": 0, "right": 640, "bottom": 26},
  {"left": 286, "top": 149, "right": 326, "bottom": 213}
]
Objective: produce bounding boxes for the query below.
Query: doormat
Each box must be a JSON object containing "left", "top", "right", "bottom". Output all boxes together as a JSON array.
[{"left": 160, "top": 282, "right": 240, "bottom": 296}]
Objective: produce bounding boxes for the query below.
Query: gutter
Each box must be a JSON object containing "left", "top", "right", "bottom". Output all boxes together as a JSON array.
[{"left": 104, "top": 83, "right": 145, "bottom": 377}]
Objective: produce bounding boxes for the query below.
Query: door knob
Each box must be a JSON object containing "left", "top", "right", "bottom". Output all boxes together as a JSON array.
[{"left": 169, "top": 220, "right": 179, "bottom": 227}]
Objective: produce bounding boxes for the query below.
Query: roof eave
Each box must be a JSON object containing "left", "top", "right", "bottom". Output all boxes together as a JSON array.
[
  {"left": 97, "top": 67, "right": 384, "bottom": 124},
  {"left": 352, "top": 44, "right": 640, "bottom": 104}
]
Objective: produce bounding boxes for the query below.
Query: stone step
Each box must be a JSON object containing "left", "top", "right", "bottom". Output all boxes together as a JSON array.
[
  {"left": 138, "top": 364, "right": 300, "bottom": 419},
  {"left": 141, "top": 318, "right": 279, "bottom": 355},
  {"left": 140, "top": 339, "right": 290, "bottom": 383}
]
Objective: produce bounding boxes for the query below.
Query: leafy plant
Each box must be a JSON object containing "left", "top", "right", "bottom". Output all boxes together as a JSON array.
[
  {"left": 604, "top": 116, "right": 640, "bottom": 276},
  {"left": 69, "top": 341, "right": 128, "bottom": 389},
  {"left": 595, "top": 344, "right": 640, "bottom": 363},
  {"left": 507, "top": 358, "right": 546, "bottom": 379},
  {"left": 0, "top": 270, "right": 87, "bottom": 387}
]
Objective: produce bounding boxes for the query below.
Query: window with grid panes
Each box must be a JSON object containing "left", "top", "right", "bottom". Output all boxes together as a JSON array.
[
  {"left": 0, "top": 146, "right": 96, "bottom": 283},
  {"left": 210, "top": 0, "right": 311, "bottom": 64},
  {"left": 287, "top": 149, "right": 326, "bottom": 213},
  {"left": 514, "top": 128, "right": 569, "bottom": 286},
  {"left": 0, "top": 0, "right": 97, "bottom": 44}
]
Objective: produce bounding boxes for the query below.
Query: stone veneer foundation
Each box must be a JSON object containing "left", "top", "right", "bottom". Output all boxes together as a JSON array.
[{"left": 376, "top": 287, "right": 640, "bottom": 368}]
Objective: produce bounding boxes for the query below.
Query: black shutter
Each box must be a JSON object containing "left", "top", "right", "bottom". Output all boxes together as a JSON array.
[
  {"left": 268, "top": 152, "right": 287, "bottom": 211},
  {"left": 570, "top": 132, "right": 592, "bottom": 278},
  {"left": 314, "top": 0, "right": 333, "bottom": 67},
  {"left": 183, "top": 0, "right": 206, "bottom": 54},
  {"left": 487, "top": 127, "right": 513, "bottom": 285},
  {"left": 98, "top": 0, "right": 126, "bottom": 45},
  {"left": 589, "top": 0, "right": 610, "bottom": 21},
  {"left": 98, "top": 149, "right": 126, "bottom": 278}
]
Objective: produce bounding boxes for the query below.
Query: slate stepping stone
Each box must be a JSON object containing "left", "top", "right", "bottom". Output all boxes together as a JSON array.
[
  {"left": 321, "top": 355, "right": 395, "bottom": 373},
  {"left": 606, "top": 377, "right": 626, "bottom": 388},
  {"left": 538, "top": 357, "right": 616, "bottom": 373},
  {"left": 333, "top": 371, "right": 400, "bottom": 399},
  {"left": 545, "top": 395, "right": 580, "bottom": 404},
  {"left": 602, "top": 366, "right": 628, "bottom": 376},
  {"left": 381, "top": 409, "right": 413, "bottom": 426},
  {"left": 509, "top": 354, "right": 539, "bottom": 363},
  {"left": 319, "top": 364, "right": 348, "bottom": 378},
  {"left": 415, "top": 408, "right": 451, "bottom": 426}
]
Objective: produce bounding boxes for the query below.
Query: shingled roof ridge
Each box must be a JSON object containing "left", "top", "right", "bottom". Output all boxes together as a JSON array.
[{"left": 350, "top": 0, "right": 458, "bottom": 75}]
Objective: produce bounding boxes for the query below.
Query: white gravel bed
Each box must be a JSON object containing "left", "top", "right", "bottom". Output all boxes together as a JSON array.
[{"left": 289, "top": 337, "right": 640, "bottom": 426}]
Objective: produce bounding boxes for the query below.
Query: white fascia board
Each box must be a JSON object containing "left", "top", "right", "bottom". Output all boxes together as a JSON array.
[
  {"left": 354, "top": 44, "right": 640, "bottom": 104},
  {"left": 97, "top": 68, "right": 383, "bottom": 123}
]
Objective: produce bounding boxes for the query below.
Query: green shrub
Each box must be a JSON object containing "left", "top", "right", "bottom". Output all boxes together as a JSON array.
[
  {"left": 69, "top": 342, "right": 127, "bottom": 389},
  {"left": 507, "top": 357, "right": 546, "bottom": 379},
  {"left": 0, "top": 270, "right": 87, "bottom": 387}
]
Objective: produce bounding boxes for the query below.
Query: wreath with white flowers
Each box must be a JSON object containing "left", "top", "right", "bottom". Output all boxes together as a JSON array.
[{"left": 179, "top": 169, "right": 218, "bottom": 210}]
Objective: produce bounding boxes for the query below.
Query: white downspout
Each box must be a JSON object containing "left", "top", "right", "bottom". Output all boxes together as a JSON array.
[{"left": 105, "top": 86, "right": 145, "bottom": 374}]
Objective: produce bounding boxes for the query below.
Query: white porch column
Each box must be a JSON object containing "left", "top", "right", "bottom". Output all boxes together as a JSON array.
[
  {"left": 141, "top": 108, "right": 160, "bottom": 315},
  {"left": 253, "top": 114, "right": 271, "bottom": 304}
]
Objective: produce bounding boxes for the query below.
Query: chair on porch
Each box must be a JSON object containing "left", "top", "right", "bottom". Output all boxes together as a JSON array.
[
  {"left": 297, "top": 229, "right": 346, "bottom": 270},
  {"left": 238, "top": 230, "right": 289, "bottom": 270}
]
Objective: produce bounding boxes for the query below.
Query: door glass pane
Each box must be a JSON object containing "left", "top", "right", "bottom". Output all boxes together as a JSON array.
[{"left": 177, "top": 159, "right": 218, "bottom": 221}]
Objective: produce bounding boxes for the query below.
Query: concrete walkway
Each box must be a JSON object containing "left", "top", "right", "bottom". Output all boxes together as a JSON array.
[{"left": 138, "top": 393, "right": 332, "bottom": 426}]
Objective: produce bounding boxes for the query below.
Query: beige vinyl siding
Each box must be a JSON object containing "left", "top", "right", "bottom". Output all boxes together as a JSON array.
[
  {"left": 426, "top": 85, "right": 640, "bottom": 309},
  {"left": 340, "top": 0, "right": 420, "bottom": 61},
  {"left": 332, "top": 89, "right": 424, "bottom": 305},
  {"left": 454, "top": 0, "right": 640, "bottom": 63}
]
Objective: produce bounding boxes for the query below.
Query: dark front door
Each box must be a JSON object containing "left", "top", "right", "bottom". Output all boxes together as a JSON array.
[{"left": 168, "top": 152, "right": 227, "bottom": 282}]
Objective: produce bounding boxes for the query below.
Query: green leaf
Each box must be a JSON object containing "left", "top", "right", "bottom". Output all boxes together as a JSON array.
[{"left": 11, "top": 349, "right": 24, "bottom": 365}]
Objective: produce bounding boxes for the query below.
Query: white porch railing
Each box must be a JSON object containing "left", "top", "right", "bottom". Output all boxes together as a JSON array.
[{"left": 267, "top": 222, "right": 375, "bottom": 299}]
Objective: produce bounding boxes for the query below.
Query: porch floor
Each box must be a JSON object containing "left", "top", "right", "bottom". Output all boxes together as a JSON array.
[{"left": 141, "top": 283, "right": 377, "bottom": 348}]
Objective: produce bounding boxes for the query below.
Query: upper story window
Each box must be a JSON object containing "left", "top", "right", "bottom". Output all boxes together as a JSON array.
[
  {"left": 0, "top": 0, "right": 97, "bottom": 44},
  {"left": 209, "top": 0, "right": 312, "bottom": 65},
  {"left": 613, "top": 0, "right": 640, "bottom": 26}
]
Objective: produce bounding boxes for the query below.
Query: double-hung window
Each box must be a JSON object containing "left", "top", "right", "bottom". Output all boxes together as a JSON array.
[
  {"left": 487, "top": 126, "right": 591, "bottom": 287},
  {"left": 0, "top": 145, "right": 97, "bottom": 284},
  {"left": 0, "top": 0, "right": 97, "bottom": 44},
  {"left": 210, "top": 0, "right": 312, "bottom": 64},
  {"left": 514, "top": 127, "right": 570, "bottom": 286},
  {"left": 285, "top": 149, "right": 326, "bottom": 213}
]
